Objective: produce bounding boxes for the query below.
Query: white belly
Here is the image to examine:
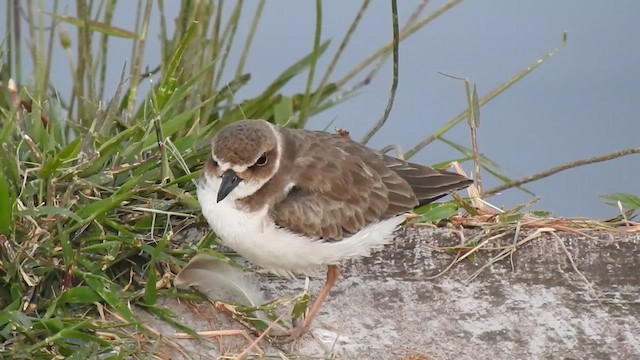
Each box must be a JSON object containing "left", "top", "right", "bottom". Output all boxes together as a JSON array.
[{"left": 197, "top": 175, "right": 404, "bottom": 278}]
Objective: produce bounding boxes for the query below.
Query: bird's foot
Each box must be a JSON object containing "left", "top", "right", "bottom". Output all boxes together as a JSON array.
[{"left": 270, "top": 318, "right": 310, "bottom": 344}]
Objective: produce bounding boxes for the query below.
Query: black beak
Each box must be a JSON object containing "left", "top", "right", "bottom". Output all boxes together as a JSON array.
[{"left": 217, "top": 170, "right": 241, "bottom": 202}]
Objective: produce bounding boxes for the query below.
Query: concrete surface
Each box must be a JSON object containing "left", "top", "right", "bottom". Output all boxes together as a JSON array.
[{"left": 140, "top": 225, "right": 640, "bottom": 359}]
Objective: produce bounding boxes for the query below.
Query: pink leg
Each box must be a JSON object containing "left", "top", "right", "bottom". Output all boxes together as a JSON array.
[{"left": 287, "top": 265, "right": 341, "bottom": 338}]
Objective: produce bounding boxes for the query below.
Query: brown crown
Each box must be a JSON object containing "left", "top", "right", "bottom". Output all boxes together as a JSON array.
[{"left": 212, "top": 120, "right": 276, "bottom": 165}]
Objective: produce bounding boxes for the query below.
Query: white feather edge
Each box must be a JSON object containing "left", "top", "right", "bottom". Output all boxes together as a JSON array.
[{"left": 174, "top": 253, "right": 268, "bottom": 319}]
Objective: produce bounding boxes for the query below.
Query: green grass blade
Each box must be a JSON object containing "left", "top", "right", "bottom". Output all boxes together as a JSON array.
[
  {"left": 249, "top": 40, "right": 331, "bottom": 112},
  {"left": 601, "top": 193, "right": 640, "bottom": 210},
  {"left": 416, "top": 202, "right": 460, "bottom": 222},
  {"left": 48, "top": 14, "right": 139, "bottom": 39},
  {"left": 19, "top": 206, "right": 83, "bottom": 223},
  {"left": 273, "top": 96, "right": 294, "bottom": 125},
  {"left": 39, "top": 137, "right": 82, "bottom": 178},
  {"left": 58, "top": 286, "right": 103, "bottom": 305},
  {"left": 0, "top": 166, "right": 12, "bottom": 236},
  {"left": 156, "top": 21, "right": 198, "bottom": 110},
  {"left": 82, "top": 273, "right": 136, "bottom": 321},
  {"left": 144, "top": 237, "right": 169, "bottom": 305},
  {"left": 74, "top": 190, "right": 137, "bottom": 222}
]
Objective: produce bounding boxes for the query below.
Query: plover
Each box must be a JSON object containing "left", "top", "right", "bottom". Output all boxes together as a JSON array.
[{"left": 197, "top": 119, "right": 472, "bottom": 337}]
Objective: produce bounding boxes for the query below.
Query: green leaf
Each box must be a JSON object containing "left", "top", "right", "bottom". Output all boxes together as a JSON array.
[
  {"left": 39, "top": 137, "right": 82, "bottom": 178},
  {"left": 216, "top": 73, "right": 252, "bottom": 99},
  {"left": 54, "top": 328, "right": 110, "bottom": 347},
  {"left": 9, "top": 310, "right": 33, "bottom": 330},
  {"left": 79, "top": 126, "right": 144, "bottom": 177},
  {"left": 58, "top": 223, "right": 74, "bottom": 273},
  {"left": 64, "top": 342, "right": 102, "bottom": 360},
  {"left": 0, "top": 114, "right": 16, "bottom": 144},
  {"left": 32, "top": 318, "right": 65, "bottom": 333},
  {"left": 49, "top": 14, "right": 139, "bottom": 39},
  {"left": 0, "top": 167, "right": 12, "bottom": 236},
  {"left": 420, "top": 203, "right": 460, "bottom": 222},
  {"left": 58, "top": 287, "right": 102, "bottom": 305},
  {"left": 18, "top": 206, "right": 83, "bottom": 222},
  {"left": 0, "top": 142, "right": 20, "bottom": 187},
  {"left": 144, "top": 237, "right": 169, "bottom": 306},
  {"left": 0, "top": 299, "right": 21, "bottom": 328},
  {"left": 74, "top": 190, "right": 136, "bottom": 221},
  {"left": 142, "top": 93, "right": 217, "bottom": 149},
  {"left": 97, "top": 125, "right": 144, "bottom": 154},
  {"left": 291, "top": 292, "right": 310, "bottom": 320},
  {"left": 273, "top": 96, "right": 294, "bottom": 125},
  {"left": 529, "top": 210, "right": 552, "bottom": 217},
  {"left": 157, "top": 61, "right": 218, "bottom": 114},
  {"left": 82, "top": 273, "right": 135, "bottom": 321},
  {"left": 156, "top": 21, "right": 199, "bottom": 110},
  {"left": 601, "top": 193, "right": 640, "bottom": 210},
  {"left": 162, "top": 184, "right": 200, "bottom": 209}
]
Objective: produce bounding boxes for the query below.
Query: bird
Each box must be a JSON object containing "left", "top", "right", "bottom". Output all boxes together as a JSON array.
[{"left": 196, "top": 119, "right": 472, "bottom": 337}]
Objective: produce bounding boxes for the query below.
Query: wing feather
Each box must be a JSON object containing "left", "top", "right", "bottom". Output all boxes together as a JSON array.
[{"left": 270, "top": 129, "right": 472, "bottom": 241}]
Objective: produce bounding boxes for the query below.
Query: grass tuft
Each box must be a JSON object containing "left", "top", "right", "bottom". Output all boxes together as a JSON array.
[
  {"left": 1, "top": 1, "right": 636, "bottom": 358},
  {"left": 0, "top": 2, "right": 471, "bottom": 357}
]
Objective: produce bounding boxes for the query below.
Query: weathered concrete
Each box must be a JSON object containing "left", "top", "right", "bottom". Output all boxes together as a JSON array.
[{"left": 141, "top": 226, "right": 640, "bottom": 359}]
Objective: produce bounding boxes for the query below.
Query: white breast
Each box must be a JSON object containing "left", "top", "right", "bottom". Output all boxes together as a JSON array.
[{"left": 196, "top": 174, "right": 404, "bottom": 278}]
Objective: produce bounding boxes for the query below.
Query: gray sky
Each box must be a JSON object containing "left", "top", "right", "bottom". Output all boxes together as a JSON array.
[{"left": 5, "top": 1, "right": 639, "bottom": 217}]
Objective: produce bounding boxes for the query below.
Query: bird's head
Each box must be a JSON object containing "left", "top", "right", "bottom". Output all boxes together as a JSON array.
[{"left": 204, "top": 119, "right": 281, "bottom": 202}]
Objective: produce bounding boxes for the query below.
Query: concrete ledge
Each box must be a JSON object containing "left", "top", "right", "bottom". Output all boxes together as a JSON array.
[
  {"left": 143, "top": 226, "right": 640, "bottom": 359},
  {"left": 319, "top": 226, "right": 640, "bottom": 359}
]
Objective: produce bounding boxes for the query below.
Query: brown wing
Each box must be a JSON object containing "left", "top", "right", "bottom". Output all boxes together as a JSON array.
[
  {"left": 382, "top": 155, "right": 474, "bottom": 209},
  {"left": 270, "top": 129, "right": 471, "bottom": 241}
]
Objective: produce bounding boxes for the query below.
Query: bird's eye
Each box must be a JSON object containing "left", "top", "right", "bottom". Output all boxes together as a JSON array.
[{"left": 255, "top": 153, "right": 268, "bottom": 167}]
